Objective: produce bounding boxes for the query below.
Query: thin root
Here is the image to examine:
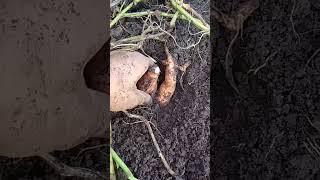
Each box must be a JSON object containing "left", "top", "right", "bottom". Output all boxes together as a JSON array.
[
  {"left": 290, "top": 0, "right": 301, "bottom": 44},
  {"left": 264, "top": 132, "right": 283, "bottom": 161},
  {"left": 178, "top": 61, "right": 192, "bottom": 91},
  {"left": 154, "top": 20, "right": 208, "bottom": 50},
  {"left": 111, "top": 31, "right": 166, "bottom": 51},
  {"left": 122, "top": 110, "right": 176, "bottom": 176},
  {"left": 225, "top": 25, "right": 242, "bottom": 96},
  {"left": 75, "top": 144, "right": 107, "bottom": 159},
  {"left": 248, "top": 51, "right": 279, "bottom": 75},
  {"left": 121, "top": 117, "right": 164, "bottom": 140},
  {"left": 39, "top": 153, "right": 106, "bottom": 179},
  {"left": 306, "top": 136, "right": 320, "bottom": 157},
  {"left": 212, "top": 0, "right": 259, "bottom": 31},
  {"left": 304, "top": 48, "right": 320, "bottom": 71},
  {"left": 303, "top": 128, "right": 320, "bottom": 159},
  {"left": 303, "top": 141, "right": 317, "bottom": 158}
]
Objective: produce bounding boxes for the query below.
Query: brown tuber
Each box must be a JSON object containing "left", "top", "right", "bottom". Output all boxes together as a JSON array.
[
  {"left": 156, "top": 46, "right": 177, "bottom": 107},
  {"left": 137, "top": 64, "right": 161, "bottom": 96}
]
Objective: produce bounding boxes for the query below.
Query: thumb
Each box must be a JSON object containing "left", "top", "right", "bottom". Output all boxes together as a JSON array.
[
  {"left": 134, "top": 89, "right": 153, "bottom": 106},
  {"left": 110, "top": 89, "right": 152, "bottom": 112},
  {"left": 129, "top": 89, "right": 152, "bottom": 107}
]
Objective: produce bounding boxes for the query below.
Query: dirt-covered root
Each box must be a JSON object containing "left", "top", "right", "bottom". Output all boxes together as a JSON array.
[
  {"left": 212, "top": 0, "right": 259, "bottom": 31},
  {"left": 156, "top": 46, "right": 177, "bottom": 107},
  {"left": 212, "top": 0, "right": 260, "bottom": 96},
  {"left": 39, "top": 153, "right": 106, "bottom": 179},
  {"left": 137, "top": 64, "right": 161, "bottom": 96},
  {"left": 122, "top": 111, "right": 177, "bottom": 176}
]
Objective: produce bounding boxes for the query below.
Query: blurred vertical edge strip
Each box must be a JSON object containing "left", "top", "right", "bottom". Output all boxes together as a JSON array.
[
  {"left": 107, "top": 0, "right": 111, "bottom": 179},
  {"left": 209, "top": 0, "right": 215, "bottom": 179}
]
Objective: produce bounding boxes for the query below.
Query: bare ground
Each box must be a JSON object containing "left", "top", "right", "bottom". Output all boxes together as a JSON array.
[{"left": 211, "top": 0, "right": 320, "bottom": 179}]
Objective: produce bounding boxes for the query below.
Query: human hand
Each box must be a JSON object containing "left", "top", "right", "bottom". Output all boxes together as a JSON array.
[{"left": 110, "top": 50, "right": 155, "bottom": 112}]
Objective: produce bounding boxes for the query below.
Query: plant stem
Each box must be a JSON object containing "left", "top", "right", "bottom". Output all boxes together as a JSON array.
[
  {"left": 170, "top": 12, "right": 180, "bottom": 27},
  {"left": 111, "top": 0, "right": 209, "bottom": 34},
  {"left": 111, "top": 148, "right": 138, "bottom": 180},
  {"left": 123, "top": 11, "right": 188, "bottom": 21},
  {"left": 181, "top": 2, "right": 209, "bottom": 28},
  {"left": 113, "top": 32, "right": 165, "bottom": 44},
  {"left": 110, "top": 149, "right": 117, "bottom": 180},
  {"left": 110, "top": 123, "right": 117, "bottom": 180},
  {"left": 110, "top": 0, "right": 143, "bottom": 28},
  {"left": 170, "top": 0, "right": 209, "bottom": 33}
]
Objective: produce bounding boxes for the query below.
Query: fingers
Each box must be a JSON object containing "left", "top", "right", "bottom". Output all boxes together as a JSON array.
[
  {"left": 110, "top": 89, "right": 152, "bottom": 112},
  {"left": 126, "top": 89, "right": 152, "bottom": 109},
  {"left": 110, "top": 50, "right": 155, "bottom": 112},
  {"left": 134, "top": 89, "right": 153, "bottom": 105},
  {"left": 110, "top": 50, "right": 155, "bottom": 83}
]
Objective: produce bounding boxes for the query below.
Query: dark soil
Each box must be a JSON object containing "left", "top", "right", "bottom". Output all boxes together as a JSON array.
[
  {"left": 0, "top": 138, "right": 107, "bottom": 180},
  {"left": 111, "top": 0, "right": 210, "bottom": 179},
  {"left": 211, "top": 0, "right": 320, "bottom": 179}
]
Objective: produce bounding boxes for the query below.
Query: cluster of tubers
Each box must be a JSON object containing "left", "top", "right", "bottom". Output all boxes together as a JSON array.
[
  {"left": 137, "top": 46, "right": 177, "bottom": 107},
  {"left": 110, "top": 46, "right": 177, "bottom": 112}
]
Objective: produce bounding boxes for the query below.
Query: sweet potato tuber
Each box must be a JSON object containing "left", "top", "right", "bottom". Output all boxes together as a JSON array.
[
  {"left": 156, "top": 46, "right": 177, "bottom": 106},
  {"left": 137, "top": 64, "right": 160, "bottom": 96}
]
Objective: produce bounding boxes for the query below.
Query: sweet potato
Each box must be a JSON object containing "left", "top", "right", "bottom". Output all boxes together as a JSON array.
[
  {"left": 156, "top": 47, "right": 177, "bottom": 106},
  {"left": 137, "top": 64, "right": 160, "bottom": 96}
]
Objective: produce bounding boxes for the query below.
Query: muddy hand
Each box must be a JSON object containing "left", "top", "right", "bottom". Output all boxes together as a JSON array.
[{"left": 110, "top": 50, "right": 155, "bottom": 112}]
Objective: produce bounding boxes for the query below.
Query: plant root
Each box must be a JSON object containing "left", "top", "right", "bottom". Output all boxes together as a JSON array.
[
  {"left": 304, "top": 48, "right": 320, "bottom": 71},
  {"left": 248, "top": 51, "right": 279, "bottom": 75},
  {"left": 213, "top": 0, "right": 259, "bottom": 96},
  {"left": 75, "top": 144, "right": 107, "bottom": 159},
  {"left": 111, "top": 31, "right": 167, "bottom": 51},
  {"left": 225, "top": 26, "right": 242, "bottom": 96},
  {"left": 211, "top": 0, "right": 259, "bottom": 31},
  {"left": 122, "top": 110, "right": 177, "bottom": 176},
  {"left": 290, "top": 0, "right": 301, "bottom": 44},
  {"left": 177, "top": 61, "right": 192, "bottom": 91},
  {"left": 302, "top": 116, "right": 320, "bottom": 160},
  {"left": 305, "top": 135, "right": 320, "bottom": 158},
  {"left": 264, "top": 132, "right": 284, "bottom": 161},
  {"left": 304, "top": 115, "right": 320, "bottom": 133},
  {"left": 39, "top": 153, "right": 106, "bottom": 179}
]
